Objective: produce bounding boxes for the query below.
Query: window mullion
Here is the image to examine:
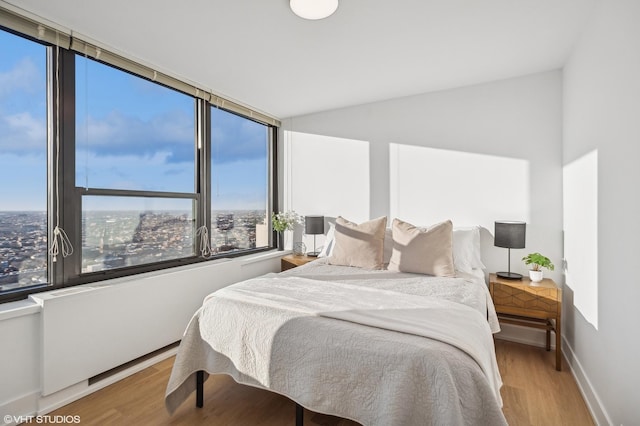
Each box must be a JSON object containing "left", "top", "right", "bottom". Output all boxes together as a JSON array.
[
  {"left": 196, "top": 100, "right": 211, "bottom": 256},
  {"left": 46, "top": 46, "right": 79, "bottom": 285},
  {"left": 58, "top": 48, "right": 81, "bottom": 283},
  {"left": 270, "top": 127, "right": 278, "bottom": 249}
]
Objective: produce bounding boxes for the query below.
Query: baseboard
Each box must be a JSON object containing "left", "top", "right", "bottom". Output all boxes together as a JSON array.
[
  {"left": 0, "top": 392, "right": 38, "bottom": 426},
  {"left": 37, "top": 345, "right": 179, "bottom": 415},
  {"left": 0, "top": 345, "right": 178, "bottom": 426},
  {"left": 562, "top": 338, "right": 612, "bottom": 426}
]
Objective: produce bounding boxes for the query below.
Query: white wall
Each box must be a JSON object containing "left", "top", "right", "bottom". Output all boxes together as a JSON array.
[
  {"left": 282, "top": 70, "right": 563, "bottom": 282},
  {"left": 0, "top": 252, "right": 281, "bottom": 424},
  {"left": 563, "top": 0, "right": 640, "bottom": 424}
]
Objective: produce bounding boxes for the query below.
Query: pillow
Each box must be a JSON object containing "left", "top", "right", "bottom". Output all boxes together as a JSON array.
[
  {"left": 382, "top": 227, "right": 393, "bottom": 265},
  {"left": 387, "top": 218, "right": 455, "bottom": 277},
  {"left": 328, "top": 216, "right": 387, "bottom": 269},
  {"left": 320, "top": 224, "right": 394, "bottom": 265},
  {"left": 318, "top": 222, "right": 336, "bottom": 258},
  {"left": 453, "top": 227, "right": 485, "bottom": 273}
]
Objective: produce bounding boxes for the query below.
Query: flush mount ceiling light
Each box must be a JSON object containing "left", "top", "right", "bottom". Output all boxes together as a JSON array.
[{"left": 290, "top": 0, "right": 339, "bottom": 20}]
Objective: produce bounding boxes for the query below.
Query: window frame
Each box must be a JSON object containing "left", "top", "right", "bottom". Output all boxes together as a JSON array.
[
  {"left": 208, "top": 105, "right": 274, "bottom": 255},
  {"left": 0, "top": 26, "right": 52, "bottom": 302},
  {"left": 0, "top": 27, "right": 279, "bottom": 304}
]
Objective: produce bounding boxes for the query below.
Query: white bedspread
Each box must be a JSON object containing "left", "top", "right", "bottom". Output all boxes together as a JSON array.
[
  {"left": 165, "top": 263, "right": 506, "bottom": 426},
  {"left": 279, "top": 258, "right": 501, "bottom": 333}
]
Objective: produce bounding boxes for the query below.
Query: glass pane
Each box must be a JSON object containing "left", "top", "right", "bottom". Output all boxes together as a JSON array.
[
  {"left": 75, "top": 56, "right": 195, "bottom": 193},
  {"left": 0, "top": 30, "right": 48, "bottom": 291},
  {"left": 81, "top": 196, "right": 195, "bottom": 273},
  {"left": 210, "top": 108, "right": 269, "bottom": 253}
]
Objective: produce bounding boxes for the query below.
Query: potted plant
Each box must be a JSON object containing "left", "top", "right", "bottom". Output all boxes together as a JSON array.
[
  {"left": 271, "top": 211, "right": 301, "bottom": 250},
  {"left": 522, "top": 252, "right": 554, "bottom": 282}
]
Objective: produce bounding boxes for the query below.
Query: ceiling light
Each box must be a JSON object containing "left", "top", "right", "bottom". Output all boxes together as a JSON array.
[{"left": 290, "top": 0, "right": 339, "bottom": 20}]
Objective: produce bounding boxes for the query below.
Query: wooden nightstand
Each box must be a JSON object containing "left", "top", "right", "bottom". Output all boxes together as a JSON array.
[
  {"left": 489, "top": 273, "right": 562, "bottom": 371},
  {"left": 281, "top": 254, "right": 316, "bottom": 272}
]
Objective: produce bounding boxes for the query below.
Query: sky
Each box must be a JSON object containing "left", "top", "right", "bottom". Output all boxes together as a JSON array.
[{"left": 0, "top": 29, "right": 268, "bottom": 212}]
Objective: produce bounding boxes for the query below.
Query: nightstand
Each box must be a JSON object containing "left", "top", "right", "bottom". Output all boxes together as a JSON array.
[
  {"left": 281, "top": 254, "right": 316, "bottom": 272},
  {"left": 489, "top": 273, "right": 562, "bottom": 371}
]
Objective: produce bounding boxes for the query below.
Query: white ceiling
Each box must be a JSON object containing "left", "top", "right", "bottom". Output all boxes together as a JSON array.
[{"left": 7, "top": 0, "right": 596, "bottom": 118}]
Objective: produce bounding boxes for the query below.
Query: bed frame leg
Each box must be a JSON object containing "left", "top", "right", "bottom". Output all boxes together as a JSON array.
[
  {"left": 196, "top": 370, "right": 204, "bottom": 408},
  {"left": 295, "top": 402, "right": 303, "bottom": 426}
]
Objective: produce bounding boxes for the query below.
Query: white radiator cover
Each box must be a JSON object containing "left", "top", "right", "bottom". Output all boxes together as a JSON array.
[{"left": 30, "top": 254, "right": 280, "bottom": 396}]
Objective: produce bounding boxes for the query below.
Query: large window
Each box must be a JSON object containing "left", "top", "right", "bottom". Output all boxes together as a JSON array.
[
  {"left": 210, "top": 107, "right": 270, "bottom": 253},
  {"left": 75, "top": 57, "right": 197, "bottom": 274},
  {"left": 0, "top": 30, "right": 48, "bottom": 292},
  {"left": 0, "top": 18, "right": 278, "bottom": 302}
]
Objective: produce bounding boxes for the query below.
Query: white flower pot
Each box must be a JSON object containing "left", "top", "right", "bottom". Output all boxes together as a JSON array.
[{"left": 529, "top": 270, "right": 544, "bottom": 282}]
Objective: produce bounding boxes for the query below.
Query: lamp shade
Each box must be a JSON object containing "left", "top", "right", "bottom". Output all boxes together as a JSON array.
[
  {"left": 305, "top": 216, "right": 324, "bottom": 235},
  {"left": 290, "top": 0, "right": 339, "bottom": 20},
  {"left": 494, "top": 221, "right": 526, "bottom": 248}
]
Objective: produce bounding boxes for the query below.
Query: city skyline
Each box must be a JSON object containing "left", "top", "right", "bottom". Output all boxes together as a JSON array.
[{"left": 0, "top": 209, "right": 269, "bottom": 291}]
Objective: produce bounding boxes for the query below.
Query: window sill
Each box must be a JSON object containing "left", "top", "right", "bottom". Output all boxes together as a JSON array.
[
  {"left": 1, "top": 249, "right": 286, "bottom": 307},
  {"left": 238, "top": 249, "right": 291, "bottom": 266},
  {"left": 0, "top": 299, "right": 41, "bottom": 321}
]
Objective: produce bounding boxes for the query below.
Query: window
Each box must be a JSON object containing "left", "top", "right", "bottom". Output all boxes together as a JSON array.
[
  {"left": 74, "top": 56, "right": 197, "bottom": 274},
  {"left": 75, "top": 57, "right": 195, "bottom": 193},
  {"left": 0, "top": 13, "right": 278, "bottom": 302},
  {"left": 210, "top": 107, "right": 270, "bottom": 253},
  {"left": 81, "top": 197, "right": 195, "bottom": 272},
  {"left": 0, "top": 29, "right": 48, "bottom": 292}
]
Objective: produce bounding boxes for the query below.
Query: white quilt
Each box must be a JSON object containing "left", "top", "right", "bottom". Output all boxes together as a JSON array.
[{"left": 165, "top": 264, "right": 507, "bottom": 425}]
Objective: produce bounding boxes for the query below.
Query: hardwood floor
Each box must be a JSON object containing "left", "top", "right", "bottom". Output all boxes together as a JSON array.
[{"left": 48, "top": 339, "right": 593, "bottom": 426}]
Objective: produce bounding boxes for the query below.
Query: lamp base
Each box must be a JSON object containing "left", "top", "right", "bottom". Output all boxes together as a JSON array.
[
  {"left": 496, "top": 271, "right": 523, "bottom": 280},
  {"left": 306, "top": 251, "right": 320, "bottom": 257}
]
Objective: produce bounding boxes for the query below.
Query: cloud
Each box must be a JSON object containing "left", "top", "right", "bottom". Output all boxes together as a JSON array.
[
  {"left": 76, "top": 109, "right": 194, "bottom": 163},
  {"left": 77, "top": 107, "right": 269, "bottom": 165},
  {"left": 0, "top": 57, "right": 43, "bottom": 99},
  {"left": 211, "top": 108, "right": 268, "bottom": 164},
  {"left": 0, "top": 111, "right": 47, "bottom": 153},
  {"left": 0, "top": 57, "right": 47, "bottom": 155},
  {"left": 1, "top": 58, "right": 268, "bottom": 169},
  {"left": 76, "top": 149, "right": 194, "bottom": 192}
]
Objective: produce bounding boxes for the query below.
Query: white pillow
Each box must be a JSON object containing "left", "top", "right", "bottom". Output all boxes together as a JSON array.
[
  {"left": 318, "top": 222, "right": 335, "bottom": 258},
  {"left": 382, "top": 228, "right": 393, "bottom": 265},
  {"left": 452, "top": 226, "right": 485, "bottom": 273}
]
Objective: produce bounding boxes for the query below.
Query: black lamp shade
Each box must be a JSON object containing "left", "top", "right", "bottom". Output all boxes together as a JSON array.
[
  {"left": 305, "top": 216, "right": 324, "bottom": 235},
  {"left": 494, "top": 221, "right": 526, "bottom": 248}
]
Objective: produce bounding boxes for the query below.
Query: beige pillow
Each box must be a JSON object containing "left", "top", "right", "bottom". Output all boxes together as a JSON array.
[
  {"left": 387, "top": 219, "right": 455, "bottom": 277},
  {"left": 329, "top": 216, "right": 387, "bottom": 270}
]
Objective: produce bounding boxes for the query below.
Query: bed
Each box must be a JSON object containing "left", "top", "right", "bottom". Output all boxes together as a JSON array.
[{"left": 165, "top": 219, "right": 507, "bottom": 425}]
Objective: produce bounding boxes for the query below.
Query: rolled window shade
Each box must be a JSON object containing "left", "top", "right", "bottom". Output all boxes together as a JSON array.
[
  {"left": 70, "top": 38, "right": 200, "bottom": 99},
  {"left": 70, "top": 38, "right": 280, "bottom": 127},
  {"left": 211, "top": 96, "right": 280, "bottom": 127},
  {"left": 1, "top": 5, "right": 281, "bottom": 128},
  {"left": 0, "top": 6, "right": 71, "bottom": 47}
]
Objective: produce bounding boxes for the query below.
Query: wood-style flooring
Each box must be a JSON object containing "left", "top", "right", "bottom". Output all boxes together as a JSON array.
[{"left": 47, "top": 339, "right": 594, "bottom": 425}]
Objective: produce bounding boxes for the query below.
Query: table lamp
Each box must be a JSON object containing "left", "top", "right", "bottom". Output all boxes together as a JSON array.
[
  {"left": 305, "top": 216, "right": 324, "bottom": 257},
  {"left": 494, "top": 220, "right": 526, "bottom": 279}
]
